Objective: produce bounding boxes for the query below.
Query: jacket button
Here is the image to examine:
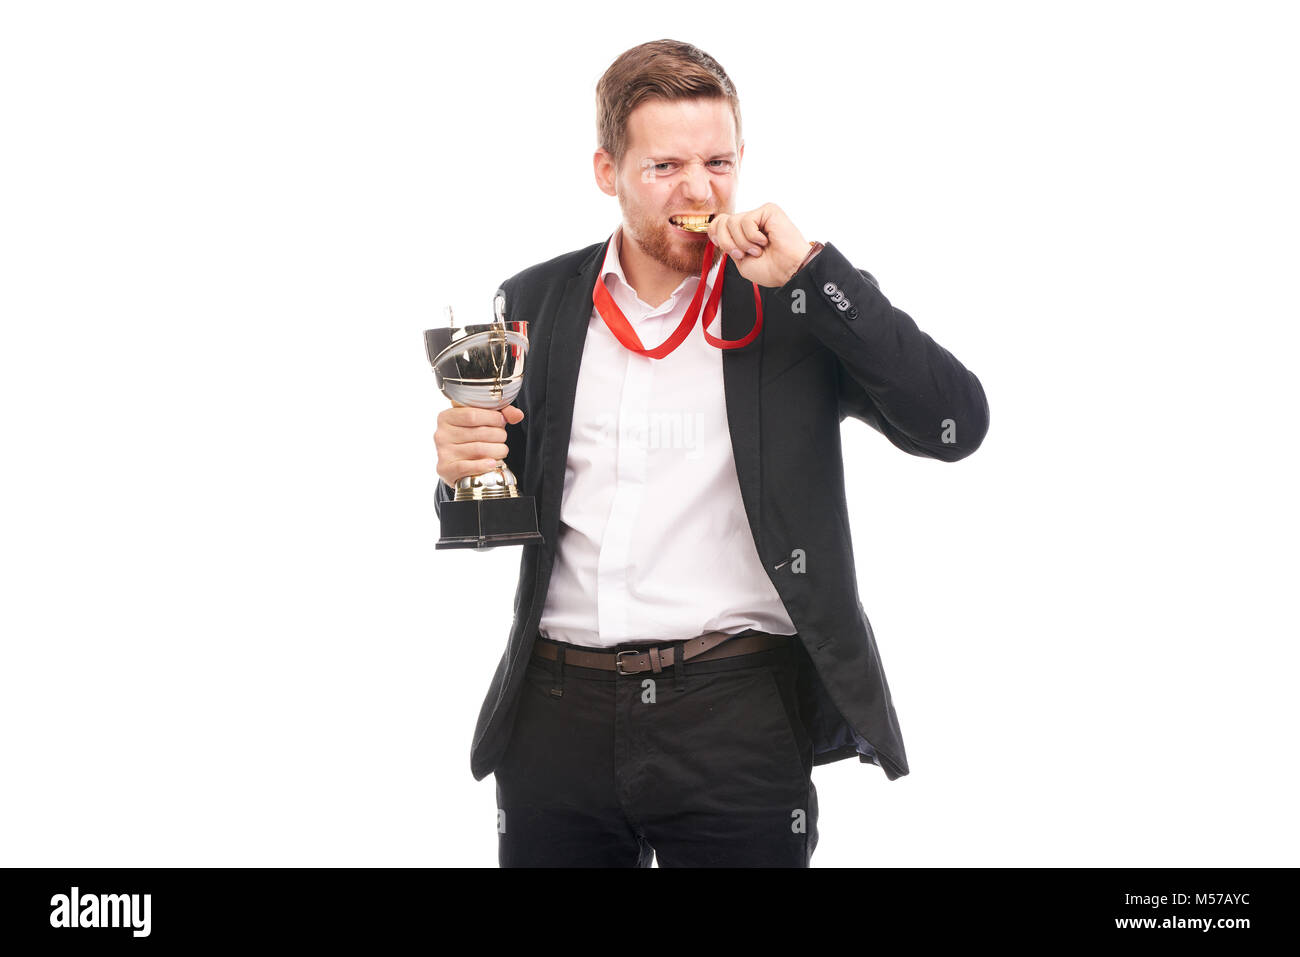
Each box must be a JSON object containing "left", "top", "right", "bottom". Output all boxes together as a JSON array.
[
  {"left": 847, "top": 307, "right": 859, "bottom": 320},
  {"left": 823, "top": 282, "right": 838, "bottom": 296}
]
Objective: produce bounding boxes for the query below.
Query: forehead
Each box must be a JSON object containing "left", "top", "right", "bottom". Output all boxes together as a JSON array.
[{"left": 624, "top": 97, "right": 737, "bottom": 156}]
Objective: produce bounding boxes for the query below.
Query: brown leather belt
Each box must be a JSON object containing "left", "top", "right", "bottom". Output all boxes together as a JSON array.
[{"left": 531, "top": 630, "right": 794, "bottom": 676}]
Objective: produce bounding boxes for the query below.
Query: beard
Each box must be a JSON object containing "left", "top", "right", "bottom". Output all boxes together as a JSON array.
[{"left": 621, "top": 202, "right": 709, "bottom": 276}]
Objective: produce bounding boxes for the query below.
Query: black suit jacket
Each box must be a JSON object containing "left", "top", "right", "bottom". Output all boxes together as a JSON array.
[{"left": 436, "top": 235, "right": 989, "bottom": 781}]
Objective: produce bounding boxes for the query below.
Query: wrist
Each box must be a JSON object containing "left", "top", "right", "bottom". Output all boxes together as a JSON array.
[{"left": 785, "top": 240, "right": 824, "bottom": 285}]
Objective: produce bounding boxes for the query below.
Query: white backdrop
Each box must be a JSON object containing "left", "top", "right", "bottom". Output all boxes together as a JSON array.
[{"left": 2, "top": 0, "right": 1296, "bottom": 867}]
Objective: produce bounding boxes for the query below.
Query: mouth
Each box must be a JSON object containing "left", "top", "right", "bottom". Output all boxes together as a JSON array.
[{"left": 668, "top": 213, "right": 715, "bottom": 233}]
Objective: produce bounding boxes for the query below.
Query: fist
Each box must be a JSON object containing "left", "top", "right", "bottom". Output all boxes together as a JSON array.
[
  {"left": 706, "top": 202, "right": 810, "bottom": 288},
  {"left": 434, "top": 400, "right": 525, "bottom": 489}
]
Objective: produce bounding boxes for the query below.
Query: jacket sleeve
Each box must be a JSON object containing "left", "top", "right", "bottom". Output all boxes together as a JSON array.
[
  {"left": 432, "top": 281, "right": 530, "bottom": 550},
  {"left": 433, "top": 474, "right": 454, "bottom": 519},
  {"left": 778, "top": 241, "right": 989, "bottom": 461}
]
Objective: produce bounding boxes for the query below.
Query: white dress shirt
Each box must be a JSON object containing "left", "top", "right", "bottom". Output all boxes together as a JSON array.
[{"left": 538, "top": 224, "right": 797, "bottom": 649}]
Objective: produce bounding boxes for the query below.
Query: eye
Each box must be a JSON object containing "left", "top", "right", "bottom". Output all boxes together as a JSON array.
[
  {"left": 708, "top": 159, "right": 733, "bottom": 170},
  {"left": 654, "top": 162, "right": 675, "bottom": 172}
]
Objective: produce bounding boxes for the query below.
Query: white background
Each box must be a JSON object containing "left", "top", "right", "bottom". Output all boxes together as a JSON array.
[{"left": 2, "top": 0, "right": 1297, "bottom": 867}]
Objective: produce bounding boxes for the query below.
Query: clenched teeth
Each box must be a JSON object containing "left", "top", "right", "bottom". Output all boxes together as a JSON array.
[{"left": 670, "top": 214, "right": 714, "bottom": 224}]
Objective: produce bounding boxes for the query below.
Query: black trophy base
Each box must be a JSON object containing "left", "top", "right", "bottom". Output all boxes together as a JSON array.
[{"left": 436, "top": 495, "right": 545, "bottom": 549}]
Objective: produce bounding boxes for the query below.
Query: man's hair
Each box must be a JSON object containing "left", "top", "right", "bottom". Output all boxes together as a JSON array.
[{"left": 595, "top": 39, "right": 742, "bottom": 169}]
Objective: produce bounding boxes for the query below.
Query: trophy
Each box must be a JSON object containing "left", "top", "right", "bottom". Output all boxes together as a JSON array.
[{"left": 424, "top": 296, "right": 544, "bottom": 550}]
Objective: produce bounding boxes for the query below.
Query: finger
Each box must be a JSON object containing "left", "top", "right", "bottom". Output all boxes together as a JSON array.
[
  {"left": 442, "top": 458, "right": 503, "bottom": 485},
  {"left": 447, "top": 442, "right": 510, "bottom": 467},
  {"left": 442, "top": 405, "right": 507, "bottom": 428},
  {"left": 739, "top": 215, "right": 768, "bottom": 253},
  {"left": 439, "top": 422, "right": 509, "bottom": 447},
  {"left": 446, "top": 400, "right": 502, "bottom": 424},
  {"left": 502, "top": 404, "right": 525, "bottom": 424},
  {"left": 723, "top": 214, "right": 752, "bottom": 259},
  {"left": 707, "top": 212, "right": 734, "bottom": 255},
  {"left": 464, "top": 440, "right": 510, "bottom": 462}
]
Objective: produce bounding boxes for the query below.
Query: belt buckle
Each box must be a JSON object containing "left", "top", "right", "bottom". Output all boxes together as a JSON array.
[{"left": 615, "top": 650, "right": 644, "bottom": 675}]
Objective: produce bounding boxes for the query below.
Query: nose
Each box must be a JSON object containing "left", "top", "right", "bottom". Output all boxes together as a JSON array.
[{"left": 680, "top": 159, "right": 711, "bottom": 205}]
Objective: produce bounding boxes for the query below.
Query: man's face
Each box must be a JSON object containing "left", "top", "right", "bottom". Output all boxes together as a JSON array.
[{"left": 596, "top": 97, "right": 743, "bottom": 275}]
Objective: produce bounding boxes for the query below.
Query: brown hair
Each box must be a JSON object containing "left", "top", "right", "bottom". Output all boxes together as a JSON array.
[{"left": 596, "top": 39, "right": 742, "bottom": 168}]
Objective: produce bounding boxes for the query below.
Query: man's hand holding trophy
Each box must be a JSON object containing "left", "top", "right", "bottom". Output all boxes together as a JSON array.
[{"left": 424, "top": 292, "right": 543, "bottom": 549}]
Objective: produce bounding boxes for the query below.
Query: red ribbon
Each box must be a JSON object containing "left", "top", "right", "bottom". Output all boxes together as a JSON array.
[{"left": 592, "top": 239, "right": 763, "bottom": 358}]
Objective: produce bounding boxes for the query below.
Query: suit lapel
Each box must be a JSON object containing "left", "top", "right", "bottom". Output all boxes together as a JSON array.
[{"left": 720, "top": 254, "right": 765, "bottom": 554}]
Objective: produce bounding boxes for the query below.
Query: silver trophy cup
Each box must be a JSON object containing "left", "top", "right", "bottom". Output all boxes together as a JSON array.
[{"left": 424, "top": 304, "right": 543, "bottom": 549}]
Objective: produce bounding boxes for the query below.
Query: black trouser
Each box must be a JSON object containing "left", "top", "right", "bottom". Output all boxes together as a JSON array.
[{"left": 494, "top": 633, "right": 818, "bottom": 867}]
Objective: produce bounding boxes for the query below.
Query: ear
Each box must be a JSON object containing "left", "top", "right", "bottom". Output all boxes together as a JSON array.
[
  {"left": 594, "top": 148, "right": 618, "bottom": 197},
  {"left": 738, "top": 139, "right": 745, "bottom": 168}
]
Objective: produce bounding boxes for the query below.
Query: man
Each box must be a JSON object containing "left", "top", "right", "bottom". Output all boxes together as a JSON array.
[{"left": 433, "top": 39, "right": 989, "bottom": 867}]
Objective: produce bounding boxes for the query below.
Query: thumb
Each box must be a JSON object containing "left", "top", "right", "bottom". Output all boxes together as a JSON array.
[{"left": 502, "top": 404, "right": 525, "bottom": 424}]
